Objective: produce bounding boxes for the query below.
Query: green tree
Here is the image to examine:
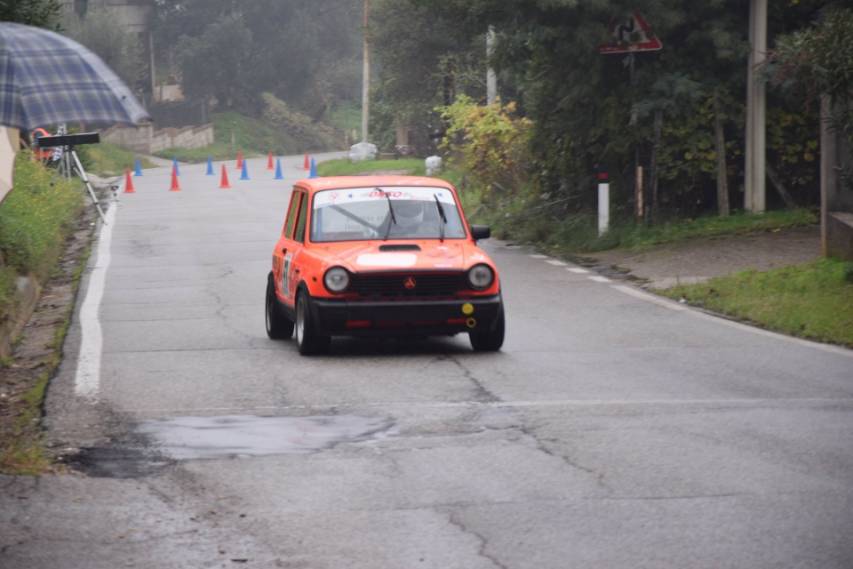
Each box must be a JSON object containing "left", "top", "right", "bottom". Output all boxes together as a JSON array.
[
  {"left": 394, "top": 0, "right": 830, "bottom": 220},
  {"left": 0, "top": 0, "right": 62, "bottom": 28},
  {"left": 153, "top": 0, "right": 361, "bottom": 119},
  {"left": 63, "top": 10, "right": 145, "bottom": 91},
  {"left": 370, "top": 0, "right": 486, "bottom": 152}
]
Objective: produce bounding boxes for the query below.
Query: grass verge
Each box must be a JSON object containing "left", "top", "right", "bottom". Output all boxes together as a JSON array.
[
  {"left": 156, "top": 112, "right": 289, "bottom": 163},
  {"left": 0, "top": 153, "right": 84, "bottom": 308},
  {"left": 77, "top": 142, "right": 155, "bottom": 177},
  {"left": 486, "top": 198, "right": 818, "bottom": 254},
  {"left": 158, "top": 111, "right": 342, "bottom": 163},
  {"left": 0, "top": 154, "right": 93, "bottom": 474},
  {"left": 663, "top": 259, "right": 853, "bottom": 347}
]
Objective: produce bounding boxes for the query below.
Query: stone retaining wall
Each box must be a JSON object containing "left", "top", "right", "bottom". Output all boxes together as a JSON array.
[{"left": 101, "top": 123, "right": 214, "bottom": 154}]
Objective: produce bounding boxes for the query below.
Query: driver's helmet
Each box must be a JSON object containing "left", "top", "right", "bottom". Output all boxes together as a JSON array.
[{"left": 395, "top": 199, "right": 426, "bottom": 227}]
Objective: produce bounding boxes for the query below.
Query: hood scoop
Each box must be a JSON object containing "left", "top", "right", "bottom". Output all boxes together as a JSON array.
[{"left": 379, "top": 244, "right": 421, "bottom": 252}]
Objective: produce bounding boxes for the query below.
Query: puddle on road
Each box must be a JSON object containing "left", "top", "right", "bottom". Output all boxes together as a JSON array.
[{"left": 137, "top": 414, "right": 396, "bottom": 460}]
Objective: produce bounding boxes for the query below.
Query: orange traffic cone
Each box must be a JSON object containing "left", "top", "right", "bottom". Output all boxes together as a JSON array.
[
  {"left": 219, "top": 164, "right": 231, "bottom": 189},
  {"left": 303, "top": 154, "right": 310, "bottom": 170},
  {"left": 236, "top": 151, "right": 243, "bottom": 170},
  {"left": 266, "top": 151, "right": 274, "bottom": 170},
  {"left": 169, "top": 164, "right": 181, "bottom": 192},
  {"left": 123, "top": 169, "right": 135, "bottom": 193}
]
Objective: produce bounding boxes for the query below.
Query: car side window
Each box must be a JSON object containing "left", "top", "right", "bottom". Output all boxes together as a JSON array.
[
  {"left": 293, "top": 192, "right": 309, "bottom": 243},
  {"left": 283, "top": 191, "right": 302, "bottom": 239}
]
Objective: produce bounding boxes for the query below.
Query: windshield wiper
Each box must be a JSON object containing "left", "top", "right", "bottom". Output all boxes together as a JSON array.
[
  {"left": 433, "top": 194, "right": 447, "bottom": 242},
  {"left": 380, "top": 188, "right": 396, "bottom": 241}
]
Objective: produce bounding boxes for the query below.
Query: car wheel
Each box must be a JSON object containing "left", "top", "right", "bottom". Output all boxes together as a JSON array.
[
  {"left": 469, "top": 299, "right": 505, "bottom": 352},
  {"left": 295, "top": 290, "right": 330, "bottom": 355},
  {"left": 266, "top": 274, "right": 294, "bottom": 340}
]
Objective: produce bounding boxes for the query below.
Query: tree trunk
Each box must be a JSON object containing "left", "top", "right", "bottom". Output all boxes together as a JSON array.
[
  {"left": 766, "top": 163, "right": 797, "bottom": 208},
  {"left": 713, "top": 96, "right": 730, "bottom": 216},
  {"left": 649, "top": 109, "right": 663, "bottom": 222}
]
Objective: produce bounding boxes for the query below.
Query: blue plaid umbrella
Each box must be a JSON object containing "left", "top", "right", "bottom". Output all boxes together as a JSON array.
[{"left": 0, "top": 22, "right": 150, "bottom": 131}]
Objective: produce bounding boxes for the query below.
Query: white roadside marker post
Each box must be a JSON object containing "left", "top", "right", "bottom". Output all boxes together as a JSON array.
[{"left": 597, "top": 170, "right": 610, "bottom": 236}]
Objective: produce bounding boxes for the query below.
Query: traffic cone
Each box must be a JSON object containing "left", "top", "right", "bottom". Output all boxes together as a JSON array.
[
  {"left": 133, "top": 158, "right": 142, "bottom": 177},
  {"left": 266, "top": 151, "right": 274, "bottom": 170},
  {"left": 303, "top": 154, "right": 310, "bottom": 170},
  {"left": 123, "top": 169, "right": 135, "bottom": 193},
  {"left": 236, "top": 151, "right": 243, "bottom": 170},
  {"left": 172, "top": 158, "right": 180, "bottom": 176},
  {"left": 219, "top": 164, "right": 231, "bottom": 189},
  {"left": 309, "top": 157, "right": 317, "bottom": 178},
  {"left": 240, "top": 158, "right": 250, "bottom": 180},
  {"left": 274, "top": 157, "right": 283, "bottom": 180},
  {"left": 169, "top": 164, "right": 181, "bottom": 192},
  {"left": 205, "top": 156, "right": 214, "bottom": 175}
]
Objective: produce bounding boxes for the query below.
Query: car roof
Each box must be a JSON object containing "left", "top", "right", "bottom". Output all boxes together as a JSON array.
[{"left": 294, "top": 175, "right": 457, "bottom": 195}]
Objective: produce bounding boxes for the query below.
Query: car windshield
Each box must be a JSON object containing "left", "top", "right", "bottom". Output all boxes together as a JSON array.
[{"left": 310, "top": 186, "right": 467, "bottom": 242}]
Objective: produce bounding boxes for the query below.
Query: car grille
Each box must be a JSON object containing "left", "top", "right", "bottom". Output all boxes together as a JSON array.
[{"left": 350, "top": 272, "right": 468, "bottom": 299}]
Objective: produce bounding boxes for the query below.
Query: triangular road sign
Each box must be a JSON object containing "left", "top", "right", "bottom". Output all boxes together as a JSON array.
[{"left": 599, "top": 12, "right": 663, "bottom": 54}]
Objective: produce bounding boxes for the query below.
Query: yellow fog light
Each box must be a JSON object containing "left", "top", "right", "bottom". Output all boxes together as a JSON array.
[{"left": 462, "top": 303, "right": 474, "bottom": 315}]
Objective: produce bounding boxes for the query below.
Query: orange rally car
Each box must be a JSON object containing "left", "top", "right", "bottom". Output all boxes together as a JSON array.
[{"left": 265, "top": 175, "right": 505, "bottom": 355}]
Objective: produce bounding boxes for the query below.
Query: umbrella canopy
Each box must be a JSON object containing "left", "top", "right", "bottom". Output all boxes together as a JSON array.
[{"left": 0, "top": 22, "right": 150, "bottom": 131}]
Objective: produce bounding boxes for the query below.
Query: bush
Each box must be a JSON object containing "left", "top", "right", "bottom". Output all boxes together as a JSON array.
[
  {"left": 0, "top": 153, "right": 84, "bottom": 281},
  {"left": 439, "top": 95, "right": 533, "bottom": 198}
]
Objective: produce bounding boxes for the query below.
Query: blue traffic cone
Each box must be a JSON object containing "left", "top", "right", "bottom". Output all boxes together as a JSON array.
[
  {"left": 205, "top": 156, "right": 214, "bottom": 175},
  {"left": 133, "top": 158, "right": 142, "bottom": 177},
  {"left": 309, "top": 157, "right": 317, "bottom": 178},
  {"left": 274, "top": 157, "right": 283, "bottom": 180},
  {"left": 240, "top": 158, "right": 250, "bottom": 180},
  {"left": 172, "top": 158, "right": 180, "bottom": 176}
]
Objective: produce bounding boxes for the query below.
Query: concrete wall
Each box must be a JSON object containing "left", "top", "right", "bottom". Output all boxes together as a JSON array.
[
  {"left": 101, "top": 123, "right": 214, "bottom": 154},
  {"left": 821, "top": 96, "right": 853, "bottom": 260}
]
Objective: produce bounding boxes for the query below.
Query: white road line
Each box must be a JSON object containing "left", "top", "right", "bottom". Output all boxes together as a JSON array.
[
  {"left": 74, "top": 202, "right": 117, "bottom": 398},
  {"left": 686, "top": 307, "right": 853, "bottom": 358},
  {"left": 567, "top": 267, "right": 589, "bottom": 274},
  {"left": 611, "top": 284, "right": 853, "bottom": 358},
  {"left": 545, "top": 259, "right": 567, "bottom": 266},
  {"left": 611, "top": 284, "right": 686, "bottom": 311},
  {"left": 119, "top": 397, "right": 853, "bottom": 415},
  {"left": 529, "top": 254, "right": 548, "bottom": 259},
  {"left": 588, "top": 275, "right": 611, "bottom": 283}
]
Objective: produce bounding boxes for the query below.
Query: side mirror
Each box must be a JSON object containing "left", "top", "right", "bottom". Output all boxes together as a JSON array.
[{"left": 470, "top": 225, "right": 491, "bottom": 241}]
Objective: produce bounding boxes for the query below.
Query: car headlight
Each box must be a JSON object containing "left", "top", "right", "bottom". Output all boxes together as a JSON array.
[
  {"left": 324, "top": 267, "right": 350, "bottom": 293},
  {"left": 467, "top": 264, "right": 494, "bottom": 290}
]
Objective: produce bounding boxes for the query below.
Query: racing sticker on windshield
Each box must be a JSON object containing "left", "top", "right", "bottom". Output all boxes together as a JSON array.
[{"left": 314, "top": 187, "right": 456, "bottom": 207}]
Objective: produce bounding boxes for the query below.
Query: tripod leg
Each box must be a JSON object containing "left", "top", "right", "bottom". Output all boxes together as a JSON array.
[{"left": 70, "top": 150, "right": 107, "bottom": 223}]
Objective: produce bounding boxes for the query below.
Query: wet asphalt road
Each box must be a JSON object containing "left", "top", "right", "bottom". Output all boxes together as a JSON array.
[{"left": 2, "top": 155, "right": 853, "bottom": 569}]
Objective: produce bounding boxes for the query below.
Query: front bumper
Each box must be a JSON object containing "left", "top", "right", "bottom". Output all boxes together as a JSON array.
[{"left": 310, "top": 295, "right": 502, "bottom": 337}]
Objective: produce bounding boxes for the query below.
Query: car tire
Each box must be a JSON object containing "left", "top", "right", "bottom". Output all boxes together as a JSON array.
[
  {"left": 469, "top": 299, "right": 505, "bottom": 352},
  {"left": 295, "top": 290, "right": 330, "bottom": 355},
  {"left": 266, "top": 274, "right": 294, "bottom": 340}
]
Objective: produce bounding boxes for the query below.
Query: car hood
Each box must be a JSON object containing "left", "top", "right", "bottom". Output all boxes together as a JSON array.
[{"left": 316, "top": 241, "right": 490, "bottom": 272}]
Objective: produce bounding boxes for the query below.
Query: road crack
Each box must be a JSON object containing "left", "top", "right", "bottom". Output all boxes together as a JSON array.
[
  {"left": 445, "top": 509, "right": 510, "bottom": 569},
  {"left": 440, "top": 355, "right": 501, "bottom": 403},
  {"left": 515, "top": 425, "right": 613, "bottom": 493}
]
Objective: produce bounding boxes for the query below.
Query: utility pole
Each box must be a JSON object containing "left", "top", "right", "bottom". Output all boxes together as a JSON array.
[
  {"left": 361, "top": 0, "right": 370, "bottom": 143},
  {"left": 744, "top": 0, "right": 767, "bottom": 213},
  {"left": 486, "top": 26, "right": 497, "bottom": 104}
]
